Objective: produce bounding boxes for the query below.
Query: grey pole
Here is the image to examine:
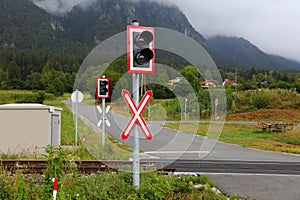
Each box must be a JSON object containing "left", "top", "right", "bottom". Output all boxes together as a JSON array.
[
  {"left": 131, "top": 19, "right": 140, "bottom": 188},
  {"left": 132, "top": 73, "right": 140, "bottom": 188},
  {"left": 148, "top": 103, "right": 151, "bottom": 121},
  {"left": 214, "top": 102, "right": 218, "bottom": 120},
  {"left": 184, "top": 99, "right": 187, "bottom": 121},
  {"left": 102, "top": 97, "right": 105, "bottom": 148},
  {"left": 101, "top": 75, "right": 106, "bottom": 149},
  {"left": 75, "top": 89, "right": 78, "bottom": 147}
]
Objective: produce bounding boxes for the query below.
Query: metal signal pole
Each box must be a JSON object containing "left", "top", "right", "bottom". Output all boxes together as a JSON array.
[{"left": 132, "top": 20, "right": 140, "bottom": 188}]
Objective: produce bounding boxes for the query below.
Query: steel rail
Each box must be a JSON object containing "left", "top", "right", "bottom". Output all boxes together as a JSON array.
[{"left": 1, "top": 159, "right": 300, "bottom": 175}]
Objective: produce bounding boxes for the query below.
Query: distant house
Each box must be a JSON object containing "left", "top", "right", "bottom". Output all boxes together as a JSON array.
[
  {"left": 222, "top": 79, "right": 237, "bottom": 87},
  {"left": 200, "top": 80, "right": 217, "bottom": 88},
  {"left": 168, "top": 77, "right": 182, "bottom": 85},
  {"left": 257, "top": 81, "right": 269, "bottom": 87}
]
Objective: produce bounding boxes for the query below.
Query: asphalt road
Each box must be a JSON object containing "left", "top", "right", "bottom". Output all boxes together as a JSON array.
[{"left": 66, "top": 100, "right": 300, "bottom": 199}]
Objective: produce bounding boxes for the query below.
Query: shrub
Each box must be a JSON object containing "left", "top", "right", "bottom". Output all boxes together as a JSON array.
[
  {"left": 16, "top": 91, "right": 46, "bottom": 104},
  {"left": 252, "top": 90, "right": 273, "bottom": 109}
]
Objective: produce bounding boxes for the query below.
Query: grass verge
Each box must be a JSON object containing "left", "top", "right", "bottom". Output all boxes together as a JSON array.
[
  {"left": 165, "top": 122, "right": 300, "bottom": 154},
  {"left": 44, "top": 94, "right": 132, "bottom": 160}
]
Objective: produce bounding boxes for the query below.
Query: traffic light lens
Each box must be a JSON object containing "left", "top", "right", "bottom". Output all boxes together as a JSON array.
[
  {"left": 99, "top": 80, "right": 109, "bottom": 96},
  {"left": 135, "top": 31, "right": 153, "bottom": 48},
  {"left": 100, "top": 88, "right": 108, "bottom": 95},
  {"left": 100, "top": 81, "right": 108, "bottom": 86},
  {"left": 135, "top": 48, "right": 154, "bottom": 65}
]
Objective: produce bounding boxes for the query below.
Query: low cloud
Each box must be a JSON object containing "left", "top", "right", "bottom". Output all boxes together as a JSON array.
[
  {"left": 32, "top": 0, "right": 97, "bottom": 15},
  {"left": 32, "top": 0, "right": 300, "bottom": 62},
  {"left": 32, "top": 0, "right": 177, "bottom": 15},
  {"left": 170, "top": 0, "right": 300, "bottom": 62}
]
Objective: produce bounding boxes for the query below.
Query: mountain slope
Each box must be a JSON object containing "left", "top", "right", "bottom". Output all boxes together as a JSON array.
[
  {"left": 0, "top": 0, "right": 66, "bottom": 50},
  {"left": 1, "top": 0, "right": 207, "bottom": 55},
  {"left": 207, "top": 36, "right": 300, "bottom": 70},
  {"left": 55, "top": 0, "right": 207, "bottom": 49},
  {"left": 0, "top": 0, "right": 299, "bottom": 71}
]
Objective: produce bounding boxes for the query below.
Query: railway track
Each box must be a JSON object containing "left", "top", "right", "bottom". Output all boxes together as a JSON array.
[
  {"left": 0, "top": 160, "right": 174, "bottom": 174},
  {"left": 1, "top": 159, "right": 300, "bottom": 175}
]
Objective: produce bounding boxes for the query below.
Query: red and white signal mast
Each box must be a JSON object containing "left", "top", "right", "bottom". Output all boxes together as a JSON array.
[{"left": 125, "top": 20, "right": 155, "bottom": 188}]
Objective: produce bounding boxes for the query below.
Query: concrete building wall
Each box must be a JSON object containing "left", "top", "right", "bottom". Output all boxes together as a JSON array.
[{"left": 0, "top": 104, "right": 62, "bottom": 153}]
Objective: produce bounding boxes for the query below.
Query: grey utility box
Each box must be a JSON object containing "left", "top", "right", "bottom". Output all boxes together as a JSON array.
[{"left": 0, "top": 104, "right": 62, "bottom": 153}]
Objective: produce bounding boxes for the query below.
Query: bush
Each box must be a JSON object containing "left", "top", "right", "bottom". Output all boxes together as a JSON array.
[
  {"left": 16, "top": 91, "right": 46, "bottom": 104},
  {"left": 232, "top": 89, "right": 300, "bottom": 112},
  {"left": 0, "top": 90, "right": 56, "bottom": 104},
  {"left": 252, "top": 90, "right": 273, "bottom": 109}
]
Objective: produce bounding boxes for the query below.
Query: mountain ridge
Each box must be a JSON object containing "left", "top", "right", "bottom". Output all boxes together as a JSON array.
[
  {"left": 207, "top": 36, "right": 300, "bottom": 70},
  {"left": 0, "top": 0, "right": 299, "bottom": 71}
]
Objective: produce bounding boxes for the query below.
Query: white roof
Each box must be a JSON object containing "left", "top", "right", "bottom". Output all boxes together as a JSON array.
[{"left": 0, "top": 103, "right": 62, "bottom": 111}]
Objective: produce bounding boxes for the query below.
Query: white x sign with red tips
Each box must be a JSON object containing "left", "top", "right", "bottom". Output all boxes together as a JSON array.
[{"left": 121, "top": 89, "right": 153, "bottom": 140}]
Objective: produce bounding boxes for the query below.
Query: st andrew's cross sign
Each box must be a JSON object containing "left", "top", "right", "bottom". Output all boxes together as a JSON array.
[{"left": 121, "top": 89, "right": 153, "bottom": 140}]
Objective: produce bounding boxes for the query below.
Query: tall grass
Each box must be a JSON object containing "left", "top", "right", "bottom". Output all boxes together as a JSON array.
[{"left": 0, "top": 146, "right": 238, "bottom": 199}]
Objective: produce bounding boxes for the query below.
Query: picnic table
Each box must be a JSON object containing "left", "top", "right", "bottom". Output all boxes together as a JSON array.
[{"left": 257, "top": 121, "right": 295, "bottom": 132}]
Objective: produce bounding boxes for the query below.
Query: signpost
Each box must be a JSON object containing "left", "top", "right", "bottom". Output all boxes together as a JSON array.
[
  {"left": 125, "top": 20, "right": 155, "bottom": 188},
  {"left": 71, "top": 89, "right": 84, "bottom": 147},
  {"left": 214, "top": 97, "right": 218, "bottom": 120},
  {"left": 96, "top": 76, "right": 110, "bottom": 149},
  {"left": 184, "top": 98, "right": 188, "bottom": 121}
]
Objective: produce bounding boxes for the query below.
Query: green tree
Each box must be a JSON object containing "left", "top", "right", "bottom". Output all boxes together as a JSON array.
[
  {"left": 275, "top": 81, "right": 292, "bottom": 89},
  {"left": 294, "top": 81, "right": 300, "bottom": 93},
  {"left": 180, "top": 65, "right": 201, "bottom": 91},
  {"left": 7, "top": 61, "right": 22, "bottom": 80},
  {"left": 25, "top": 72, "right": 42, "bottom": 90},
  {"left": 40, "top": 64, "right": 66, "bottom": 96}
]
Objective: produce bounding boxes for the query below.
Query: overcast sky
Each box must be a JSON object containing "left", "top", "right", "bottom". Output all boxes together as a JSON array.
[
  {"left": 170, "top": 0, "right": 300, "bottom": 62},
  {"left": 33, "top": 0, "right": 300, "bottom": 62}
]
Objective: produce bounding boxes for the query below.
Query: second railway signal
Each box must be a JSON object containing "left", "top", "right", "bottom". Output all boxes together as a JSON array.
[
  {"left": 127, "top": 24, "right": 155, "bottom": 74},
  {"left": 96, "top": 77, "right": 110, "bottom": 99},
  {"left": 96, "top": 76, "right": 110, "bottom": 150}
]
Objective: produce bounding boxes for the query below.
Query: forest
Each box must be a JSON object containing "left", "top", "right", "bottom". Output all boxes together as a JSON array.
[{"left": 1, "top": 50, "right": 299, "bottom": 97}]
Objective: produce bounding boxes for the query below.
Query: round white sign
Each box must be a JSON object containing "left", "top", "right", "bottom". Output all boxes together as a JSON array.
[{"left": 71, "top": 91, "right": 84, "bottom": 103}]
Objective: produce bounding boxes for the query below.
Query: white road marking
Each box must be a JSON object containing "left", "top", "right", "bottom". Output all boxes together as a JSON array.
[
  {"left": 144, "top": 151, "right": 210, "bottom": 154},
  {"left": 197, "top": 172, "right": 300, "bottom": 177}
]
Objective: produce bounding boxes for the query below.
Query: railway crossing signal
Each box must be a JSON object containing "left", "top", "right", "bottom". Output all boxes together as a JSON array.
[
  {"left": 96, "top": 75, "right": 110, "bottom": 149},
  {"left": 126, "top": 20, "right": 155, "bottom": 188},
  {"left": 127, "top": 24, "right": 155, "bottom": 74},
  {"left": 121, "top": 89, "right": 153, "bottom": 140},
  {"left": 96, "top": 77, "right": 110, "bottom": 99}
]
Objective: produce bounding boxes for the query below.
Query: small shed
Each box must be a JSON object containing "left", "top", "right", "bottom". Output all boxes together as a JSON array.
[{"left": 0, "top": 104, "right": 62, "bottom": 153}]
